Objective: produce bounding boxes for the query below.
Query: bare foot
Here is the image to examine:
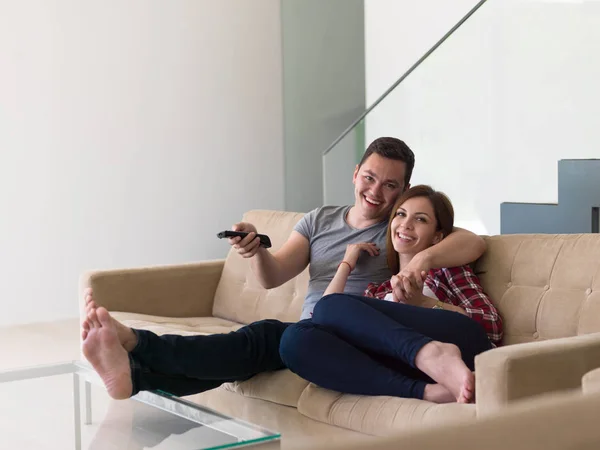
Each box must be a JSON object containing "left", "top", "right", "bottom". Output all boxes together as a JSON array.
[
  {"left": 423, "top": 383, "right": 455, "bottom": 403},
  {"left": 414, "top": 342, "right": 475, "bottom": 403},
  {"left": 84, "top": 288, "right": 137, "bottom": 352},
  {"left": 82, "top": 307, "right": 133, "bottom": 399},
  {"left": 462, "top": 372, "right": 476, "bottom": 404}
]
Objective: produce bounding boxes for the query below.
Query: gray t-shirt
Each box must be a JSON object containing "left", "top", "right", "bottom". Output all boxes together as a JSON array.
[{"left": 294, "top": 205, "right": 392, "bottom": 319}]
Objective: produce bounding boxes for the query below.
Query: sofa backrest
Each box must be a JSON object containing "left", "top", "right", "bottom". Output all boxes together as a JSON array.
[
  {"left": 212, "top": 210, "right": 600, "bottom": 344},
  {"left": 212, "top": 210, "right": 308, "bottom": 324},
  {"left": 475, "top": 234, "right": 600, "bottom": 346}
]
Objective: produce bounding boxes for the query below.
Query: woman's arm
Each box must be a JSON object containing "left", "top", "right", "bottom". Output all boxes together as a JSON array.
[
  {"left": 389, "top": 272, "right": 468, "bottom": 315},
  {"left": 323, "top": 262, "right": 353, "bottom": 296},
  {"left": 323, "top": 243, "right": 380, "bottom": 296},
  {"left": 413, "top": 293, "right": 469, "bottom": 316},
  {"left": 434, "top": 266, "right": 504, "bottom": 345}
]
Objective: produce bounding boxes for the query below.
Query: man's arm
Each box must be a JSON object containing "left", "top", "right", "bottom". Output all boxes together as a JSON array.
[
  {"left": 394, "top": 227, "right": 486, "bottom": 301},
  {"left": 250, "top": 231, "right": 310, "bottom": 289},
  {"left": 230, "top": 221, "right": 310, "bottom": 289},
  {"left": 418, "top": 227, "right": 486, "bottom": 269}
]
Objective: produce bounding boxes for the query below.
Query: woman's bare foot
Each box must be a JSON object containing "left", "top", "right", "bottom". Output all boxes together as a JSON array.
[
  {"left": 423, "top": 383, "right": 456, "bottom": 403},
  {"left": 82, "top": 307, "right": 133, "bottom": 400},
  {"left": 83, "top": 288, "right": 138, "bottom": 352},
  {"left": 414, "top": 341, "right": 475, "bottom": 403}
]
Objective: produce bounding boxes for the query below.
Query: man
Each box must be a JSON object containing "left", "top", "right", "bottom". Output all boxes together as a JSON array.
[{"left": 82, "top": 137, "right": 485, "bottom": 399}]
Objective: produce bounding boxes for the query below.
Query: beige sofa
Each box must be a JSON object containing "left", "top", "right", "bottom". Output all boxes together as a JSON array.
[
  {"left": 311, "top": 368, "right": 600, "bottom": 450},
  {"left": 80, "top": 209, "right": 600, "bottom": 437}
]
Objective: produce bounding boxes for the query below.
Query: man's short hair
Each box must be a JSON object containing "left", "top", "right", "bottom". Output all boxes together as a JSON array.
[{"left": 358, "top": 137, "right": 415, "bottom": 187}]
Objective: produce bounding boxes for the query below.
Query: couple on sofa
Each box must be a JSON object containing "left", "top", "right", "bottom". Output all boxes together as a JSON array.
[{"left": 82, "top": 137, "right": 503, "bottom": 405}]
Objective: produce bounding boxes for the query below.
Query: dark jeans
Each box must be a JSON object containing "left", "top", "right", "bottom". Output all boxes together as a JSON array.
[
  {"left": 128, "top": 319, "right": 290, "bottom": 396},
  {"left": 279, "top": 294, "right": 493, "bottom": 400}
]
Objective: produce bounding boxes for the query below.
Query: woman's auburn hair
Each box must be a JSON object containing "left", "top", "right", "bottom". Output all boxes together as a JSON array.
[{"left": 385, "top": 185, "right": 455, "bottom": 274}]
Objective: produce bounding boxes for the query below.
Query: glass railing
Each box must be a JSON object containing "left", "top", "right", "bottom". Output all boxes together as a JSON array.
[{"left": 323, "top": 0, "right": 600, "bottom": 236}]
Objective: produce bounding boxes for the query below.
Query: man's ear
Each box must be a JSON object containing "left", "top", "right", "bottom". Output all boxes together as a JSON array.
[{"left": 352, "top": 164, "right": 360, "bottom": 184}]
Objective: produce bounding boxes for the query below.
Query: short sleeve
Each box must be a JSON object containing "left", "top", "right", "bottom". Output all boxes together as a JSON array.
[{"left": 294, "top": 208, "right": 318, "bottom": 241}]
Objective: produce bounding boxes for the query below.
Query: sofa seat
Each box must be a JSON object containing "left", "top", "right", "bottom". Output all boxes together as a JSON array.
[
  {"left": 112, "top": 312, "right": 244, "bottom": 336},
  {"left": 297, "top": 383, "right": 476, "bottom": 436},
  {"left": 223, "top": 369, "right": 310, "bottom": 407}
]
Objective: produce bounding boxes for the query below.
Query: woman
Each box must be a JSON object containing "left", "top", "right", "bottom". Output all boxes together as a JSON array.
[{"left": 279, "top": 185, "right": 502, "bottom": 404}]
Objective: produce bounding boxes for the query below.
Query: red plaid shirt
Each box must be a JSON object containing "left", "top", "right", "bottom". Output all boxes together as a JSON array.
[{"left": 364, "top": 265, "right": 503, "bottom": 346}]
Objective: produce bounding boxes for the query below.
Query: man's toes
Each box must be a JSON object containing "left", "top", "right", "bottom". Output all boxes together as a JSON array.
[
  {"left": 97, "top": 307, "right": 112, "bottom": 327},
  {"left": 86, "top": 300, "right": 96, "bottom": 314},
  {"left": 88, "top": 309, "right": 100, "bottom": 328}
]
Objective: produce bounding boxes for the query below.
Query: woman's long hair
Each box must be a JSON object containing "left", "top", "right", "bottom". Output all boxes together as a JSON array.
[{"left": 386, "top": 185, "right": 455, "bottom": 274}]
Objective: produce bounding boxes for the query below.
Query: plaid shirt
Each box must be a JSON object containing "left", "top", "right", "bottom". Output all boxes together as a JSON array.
[{"left": 364, "top": 265, "right": 503, "bottom": 346}]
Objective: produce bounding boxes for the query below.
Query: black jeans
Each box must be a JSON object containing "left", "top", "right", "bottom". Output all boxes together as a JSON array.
[
  {"left": 279, "top": 294, "right": 493, "bottom": 399},
  {"left": 128, "top": 319, "right": 290, "bottom": 396}
]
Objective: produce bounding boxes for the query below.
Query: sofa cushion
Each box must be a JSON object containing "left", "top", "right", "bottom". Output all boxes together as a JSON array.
[
  {"left": 476, "top": 234, "right": 600, "bottom": 345},
  {"left": 297, "top": 384, "right": 475, "bottom": 436},
  {"left": 212, "top": 210, "right": 309, "bottom": 324},
  {"left": 223, "top": 369, "right": 310, "bottom": 407},
  {"left": 112, "top": 312, "right": 244, "bottom": 335}
]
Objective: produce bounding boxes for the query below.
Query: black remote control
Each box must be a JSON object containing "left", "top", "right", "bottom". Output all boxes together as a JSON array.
[{"left": 217, "top": 230, "right": 272, "bottom": 248}]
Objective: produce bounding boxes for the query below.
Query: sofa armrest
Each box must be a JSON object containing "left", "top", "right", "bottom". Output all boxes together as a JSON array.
[
  {"left": 582, "top": 368, "right": 600, "bottom": 394},
  {"left": 79, "top": 260, "right": 225, "bottom": 319},
  {"left": 475, "top": 332, "right": 600, "bottom": 416}
]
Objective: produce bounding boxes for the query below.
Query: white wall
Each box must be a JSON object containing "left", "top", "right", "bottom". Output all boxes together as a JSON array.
[
  {"left": 0, "top": 0, "right": 284, "bottom": 326},
  {"left": 365, "top": 0, "right": 600, "bottom": 235},
  {"left": 282, "top": 0, "right": 365, "bottom": 213}
]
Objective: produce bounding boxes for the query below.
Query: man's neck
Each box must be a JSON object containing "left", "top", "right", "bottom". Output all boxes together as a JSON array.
[{"left": 345, "top": 206, "right": 386, "bottom": 229}]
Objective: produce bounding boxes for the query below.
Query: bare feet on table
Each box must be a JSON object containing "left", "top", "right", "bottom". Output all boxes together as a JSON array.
[
  {"left": 82, "top": 288, "right": 137, "bottom": 352},
  {"left": 415, "top": 341, "right": 475, "bottom": 403},
  {"left": 81, "top": 307, "right": 133, "bottom": 400}
]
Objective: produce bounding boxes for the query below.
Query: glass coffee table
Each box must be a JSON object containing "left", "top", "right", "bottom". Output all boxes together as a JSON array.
[{"left": 0, "top": 361, "right": 280, "bottom": 449}]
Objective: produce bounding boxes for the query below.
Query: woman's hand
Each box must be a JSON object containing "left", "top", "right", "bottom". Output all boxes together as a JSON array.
[
  {"left": 394, "top": 252, "right": 432, "bottom": 300},
  {"left": 342, "top": 242, "right": 380, "bottom": 270},
  {"left": 391, "top": 270, "right": 428, "bottom": 306}
]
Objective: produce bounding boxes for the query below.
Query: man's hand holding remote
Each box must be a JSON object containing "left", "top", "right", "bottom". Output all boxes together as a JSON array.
[{"left": 229, "top": 222, "right": 262, "bottom": 258}]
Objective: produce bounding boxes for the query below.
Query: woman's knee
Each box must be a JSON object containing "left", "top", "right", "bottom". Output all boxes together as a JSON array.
[
  {"left": 279, "top": 320, "right": 316, "bottom": 369},
  {"left": 312, "top": 293, "right": 349, "bottom": 323}
]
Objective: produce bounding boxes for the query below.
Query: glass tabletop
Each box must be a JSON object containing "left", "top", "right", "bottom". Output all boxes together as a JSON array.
[{"left": 0, "top": 361, "right": 280, "bottom": 450}]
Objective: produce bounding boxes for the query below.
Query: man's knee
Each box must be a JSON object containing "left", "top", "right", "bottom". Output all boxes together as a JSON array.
[{"left": 244, "top": 319, "right": 289, "bottom": 342}]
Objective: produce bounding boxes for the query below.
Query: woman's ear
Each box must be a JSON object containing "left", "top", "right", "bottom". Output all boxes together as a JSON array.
[{"left": 432, "top": 232, "right": 444, "bottom": 245}]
